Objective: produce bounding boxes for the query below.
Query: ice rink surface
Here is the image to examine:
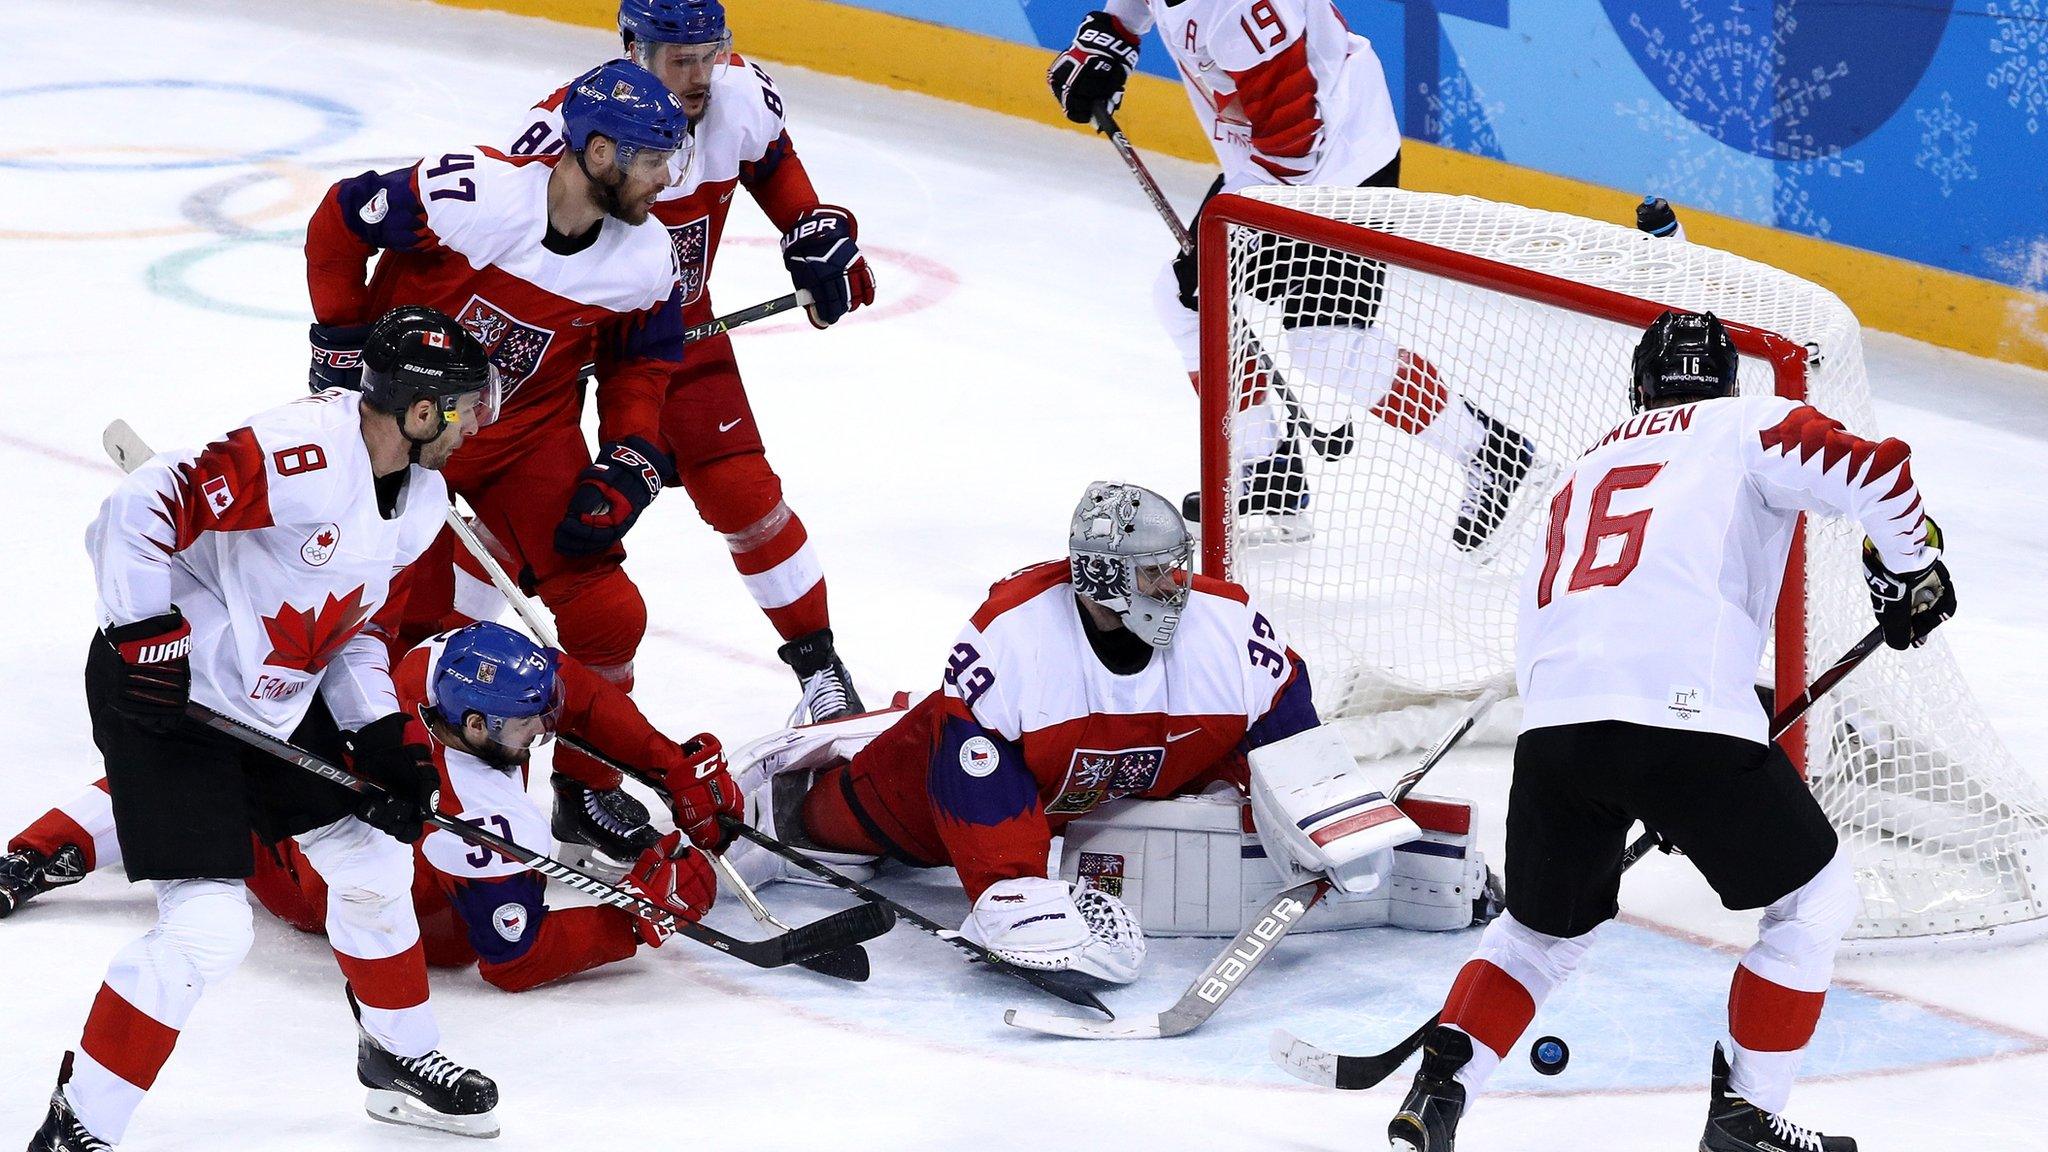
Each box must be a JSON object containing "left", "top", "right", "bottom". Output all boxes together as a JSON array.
[{"left": 3, "top": 1, "right": 2047, "bottom": 1148}]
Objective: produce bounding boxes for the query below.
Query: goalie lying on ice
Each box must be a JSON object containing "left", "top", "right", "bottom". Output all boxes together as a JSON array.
[{"left": 725, "top": 482, "right": 1497, "bottom": 983}]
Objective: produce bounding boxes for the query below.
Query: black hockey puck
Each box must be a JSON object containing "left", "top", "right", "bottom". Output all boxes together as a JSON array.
[{"left": 1529, "top": 1036, "right": 1569, "bottom": 1076}]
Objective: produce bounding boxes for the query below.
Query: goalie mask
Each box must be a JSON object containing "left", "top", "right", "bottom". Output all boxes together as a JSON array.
[{"left": 1069, "top": 482, "right": 1193, "bottom": 649}]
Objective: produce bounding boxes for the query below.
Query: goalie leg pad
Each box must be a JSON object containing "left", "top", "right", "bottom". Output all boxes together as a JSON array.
[
  {"left": 1249, "top": 725, "right": 1420, "bottom": 896},
  {"left": 961, "top": 876, "right": 1145, "bottom": 984},
  {"left": 723, "top": 707, "right": 906, "bottom": 888},
  {"left": 1391, "top": 794, "right": 1491, "bottom": 932}
]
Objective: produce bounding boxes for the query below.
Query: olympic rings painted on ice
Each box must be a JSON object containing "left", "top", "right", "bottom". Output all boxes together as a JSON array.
[
  {"left": 146, "top": 238, "right": 307, "bottom": 323},
  {"left": 0, "top": 80, "right": 361, "bottom": 171},
  {"left": 0, "top": 147, "right": 330, "bottom": 240}
]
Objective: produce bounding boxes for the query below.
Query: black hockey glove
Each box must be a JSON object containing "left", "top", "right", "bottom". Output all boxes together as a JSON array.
[
  {"left": 555, "top": 436, "right": 672, "bottom": 556},
  {"left": 308, "top": 322, "right": 370, "bottom": 392},
  {"left": 103, "top": 609, "right": 192, "bottom": 733},
  {"left": 1048, "top": 11, "right": 1139, "bottom": 124},
  {"left": 780, "top": 206, "right": 875, "bottom": 329},
  {"left": 350, "top": 713, "right": 439, "bottom": 843},
  {"left": 1864, "top": 518, "right": 1956, "bottom": 651}
]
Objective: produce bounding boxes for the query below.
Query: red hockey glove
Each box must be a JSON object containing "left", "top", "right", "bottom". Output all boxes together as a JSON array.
[
  {"left": 780, "top": 206, "right": 874, "bottom": 329},
  {"left": 1048, "top": 11, "right": 1139, "bottom": 124},
  {"left": 654, "top": 734, "right": 743, "bottom": 852},
  {"left": 349, "top": 712, "right": 439, "bottom": 844},
  {"left": 554, "top": 435, "right": 672, "bottom": 556},
  {"left": 621, "top": 831, "right": 716, "bottom": 947},
  {"left": 102, "top": 609, "right": 193, "bottom": 733}
]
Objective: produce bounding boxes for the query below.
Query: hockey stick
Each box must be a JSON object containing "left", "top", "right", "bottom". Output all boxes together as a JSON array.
[
  {"left": 1005, "top": 688, "right": 1506, "bottom": 1040},
  {"left": 1273, "top": 627, "right": 1888, "bottom": 1089},
  {"left": 188, "top": 703, "right": 888, "bottom": 969},
  {"left": 683, "top": 289, "right": 812, "bottom": 345},
  {"left": 436, "top": 501, "right": 875, "bottom": 982},
  {"left": 1089, "top": 106, "right": 1354, "bottom": 463},
  {"left": 102, "top": 420, "right": 887, "bottom": 974},
  {"left": 712, "top": 815, "right": 1116, "bottom": 1018}
]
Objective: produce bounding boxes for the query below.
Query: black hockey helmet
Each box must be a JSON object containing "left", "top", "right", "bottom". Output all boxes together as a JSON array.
[
  {"left": 1631, "top": 309, "right": 1738, "bottom": 413},
  {"left": 359, "top": 305, "right": 500, "bottom": 430}
]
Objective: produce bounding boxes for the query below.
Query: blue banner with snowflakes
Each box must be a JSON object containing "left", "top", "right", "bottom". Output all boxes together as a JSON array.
[{"left": 867, "top": 0, "right": 2048, "bottom": 291}]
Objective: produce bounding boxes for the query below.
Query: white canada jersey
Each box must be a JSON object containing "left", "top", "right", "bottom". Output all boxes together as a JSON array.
[
  {"left": 1516, "top": 395, "right": 1937, "bottom": 743},
  {"left": 86, "top": 390, "right": 447, "bottom": 737},
  {"left": 1106, "top": 0, "right": 1400, "bottom": 190}
]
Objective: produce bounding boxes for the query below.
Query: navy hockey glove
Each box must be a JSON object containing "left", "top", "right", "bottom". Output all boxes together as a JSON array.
[
  {"left": 1864, "top": 518, "right": 1956, "bottom": 651},
  {"left": 780, "top": 206, "right": 875, "bottom": 330},
  {"left": 555, "top": 436, "right": 672, "bottom": 556},
  {"left": 1048, "top": 11, "right": 1139, "bottom": 124},
  {"left": 308, "top": 322, "right": 370, "bottom": 392},
  {"left": 350, "top": 713, "right": 439, "bottom": 843},
  {"left": 102, "top": 609, "right": 192, "bottom": 733}
]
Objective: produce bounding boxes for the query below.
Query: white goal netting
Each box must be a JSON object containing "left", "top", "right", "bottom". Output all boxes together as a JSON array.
[{"left": 1202, "top": 187, "right": 2047, "bottom": 945}]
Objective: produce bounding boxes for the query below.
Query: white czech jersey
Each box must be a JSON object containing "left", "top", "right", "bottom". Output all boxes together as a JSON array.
[
  {"left": 1107, "top": 0, "right": 1400, "bottom": 190},
  {"left": 1516, "top": 395, "right": 1937, "bottom": 743},
  {"left": 86, "top": 389, "right": 446, "bottom": 737}
]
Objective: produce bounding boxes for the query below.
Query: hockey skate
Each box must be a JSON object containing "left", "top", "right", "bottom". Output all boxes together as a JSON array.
[
  {"left": 349, "top": 989, "right": 500, "bottom": 1139},
  {"left": 0, "top": 845, "right": 87, "bottom": 919},
  {"left": 1701, "top": 1044, "right": 1856, "bottom": 1152},
  {"left": 1451, "top": 402, "right": 1535, "bottom": 552},
  {"left": 779, "top": 628, "right": 865, "bottom": 724},
  {"left": 550, "top": 777, "right": 657, "bottom": 883},
  {"left": 1388, "top": 1025, "right": 1471, "bottom": 1152},
  {"left": 27, "top": 1053, "right": 110, "bottom": 1152},
  {"left": 1181, "top": 443, "right": 1316, "bottom": 548}
]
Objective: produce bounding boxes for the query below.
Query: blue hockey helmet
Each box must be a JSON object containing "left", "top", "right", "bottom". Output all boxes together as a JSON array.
[
  {"left": 430, "top": 622, "right": 564, "bottom": 754},
  {"left": 561, "top": 60, "right": 691, "bottom": 167},
  {"left": 619, "top": 0, "right": 728, "bottom": 47}
]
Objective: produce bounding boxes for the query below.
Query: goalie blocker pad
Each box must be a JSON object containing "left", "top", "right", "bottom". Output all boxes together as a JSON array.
[
  {"left": 1248, "top": 724, "right": 1420, "bottom": 895},
  {"left": 1059, "top": 789, "right": 1486, "bottom": 937}
]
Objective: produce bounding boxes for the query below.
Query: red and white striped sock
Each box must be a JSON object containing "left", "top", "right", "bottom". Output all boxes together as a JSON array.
[
  {"left": 11, "top": 778, "right": 118, "bottom": 872},
  {"left": 726, "top": 501, "right": 828, "bottom": 642}
]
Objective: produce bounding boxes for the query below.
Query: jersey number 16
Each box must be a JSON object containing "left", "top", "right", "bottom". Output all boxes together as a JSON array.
[{"left": 1535, "top": 463, "right": 1664, "bottom": 608}]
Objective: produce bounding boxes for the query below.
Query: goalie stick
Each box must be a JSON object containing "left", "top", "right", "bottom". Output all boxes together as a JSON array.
[
  {"left": 189, "top": 702, "right": 890, "bottom": 969},
  {"left": 1272, "top": 627, "right": 1888, "bottom": 1090},
  {"left": 1004, "top": 688, "right": 1506, "bottom": 1040},
  {"left": 102, "top": 419, "right": 889, "bottom": 975},
  {"left": 1089, "top": 105, "right": 1355, "bottom": 463},
  {"left": 434, "top": 501, "right": 873, "bottom": 982}
]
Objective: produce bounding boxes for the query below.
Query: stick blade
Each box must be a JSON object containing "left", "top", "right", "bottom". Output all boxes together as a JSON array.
[
  {"left": 1270, "top": 1028, "right": 1343, "bottom": 1087},
  {"left": 777, "top": 901, "right": 895, "bottom": 964},
  {"left": 796, "top": 945, "right": 871, "bottom": 982},
  {"left": 1003, "top": 1007, "right": 1161, "bottom": 1040},
  {"left": 103, "top": 419, "right": 149, "bottom": 473}
]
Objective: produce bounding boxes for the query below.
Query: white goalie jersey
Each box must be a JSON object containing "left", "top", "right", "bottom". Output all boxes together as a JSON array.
[{"left": 1105, "top": 0, "right": 1401, "bottom": 191}]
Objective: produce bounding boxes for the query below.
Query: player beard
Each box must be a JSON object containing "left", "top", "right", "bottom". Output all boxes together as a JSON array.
[{"left": 596, "top": 176, "right": 655, "bottom": 226}]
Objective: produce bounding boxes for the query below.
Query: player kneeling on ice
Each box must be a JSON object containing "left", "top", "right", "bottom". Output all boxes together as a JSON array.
[
  {"left": 4, "top": 621, "right": 742, "bottom": 995},
  {"left": 1383, "top": 311, "right": 1955, "bottom": 1152},
  {"left": 30, "top": 309, "right": 504, "bottom": 1149},
  {"left": 724, "top": 482, "right": 1496, "bottom": 983}
]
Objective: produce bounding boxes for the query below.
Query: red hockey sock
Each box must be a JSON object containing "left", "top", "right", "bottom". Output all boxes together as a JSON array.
[
  {"left": 1440, "top": 958, "right": 1539, "bottom": 1060},
  {"left": 1369, "top": 349, "right": 1450, "bottom": 436},
  {"left": 1728, "top": 963, "right": 1826, "bottom": 1052},
  {"left": 10, "top": 784, "right": 107, "bottom": 870}
]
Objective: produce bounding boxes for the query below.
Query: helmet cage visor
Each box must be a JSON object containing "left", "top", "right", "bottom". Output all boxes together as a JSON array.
[{"left": 1070, "top": 539, "right": 1193, "bottom": 648}]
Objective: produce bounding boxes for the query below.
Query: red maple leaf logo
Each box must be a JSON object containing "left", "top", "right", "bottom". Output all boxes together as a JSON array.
[
  {"left": 262, "top": 585, "right": 374, "bottom": 673},
  {"left": 315, "top": 529, "right": 336, "bottom": 548}
]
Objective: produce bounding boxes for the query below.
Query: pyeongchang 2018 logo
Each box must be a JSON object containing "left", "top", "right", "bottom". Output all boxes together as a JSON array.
[{"left": 455, "top": 294, "right": 553, "bottom": 399}]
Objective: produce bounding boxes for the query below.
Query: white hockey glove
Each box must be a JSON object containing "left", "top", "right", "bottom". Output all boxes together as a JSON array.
[{"left": 960, "top": 876, "right": 1145, "bottom": 984}]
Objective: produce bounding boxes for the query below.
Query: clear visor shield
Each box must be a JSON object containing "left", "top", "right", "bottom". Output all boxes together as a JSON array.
[
  {"left": 480, "top": 680, "right": 566, "bottom": 754},
  {"left": 636, "top": 33, "right": 734, "bottom": 87},
  {"left": 614, "top": 138, "right": 690, "bottom": 188},
  {"left": 437, "top": 365, "right": 504, "bottom": 432}
]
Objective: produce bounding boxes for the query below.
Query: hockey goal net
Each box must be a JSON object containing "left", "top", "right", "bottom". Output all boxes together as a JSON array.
[{"left": 1196, "top": 187, "right": 2047, "bottom": 946}]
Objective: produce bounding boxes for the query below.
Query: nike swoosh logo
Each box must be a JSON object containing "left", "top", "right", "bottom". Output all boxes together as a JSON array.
[
  {"left": 1167, "top": 729, "right": 1200, "bottom": 743},
  {"left": 571, "top": 318, "right": 596, "bottom": 327},
  {"left": 717, "top": 418, "right": 743, "bottom": 432}
]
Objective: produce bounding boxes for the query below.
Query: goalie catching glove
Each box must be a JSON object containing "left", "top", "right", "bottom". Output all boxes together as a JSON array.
[
  {"left": 961, "top": 876, "right": 1145, "bottom": 984},
  {"left": 1864, "top": 516, "right": 1955, "bottom": 651}
]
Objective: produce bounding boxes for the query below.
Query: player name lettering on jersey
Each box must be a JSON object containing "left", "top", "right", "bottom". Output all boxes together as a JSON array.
[{"left": 1592, "top": 404, "right": 1697, "bottom": 452}]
